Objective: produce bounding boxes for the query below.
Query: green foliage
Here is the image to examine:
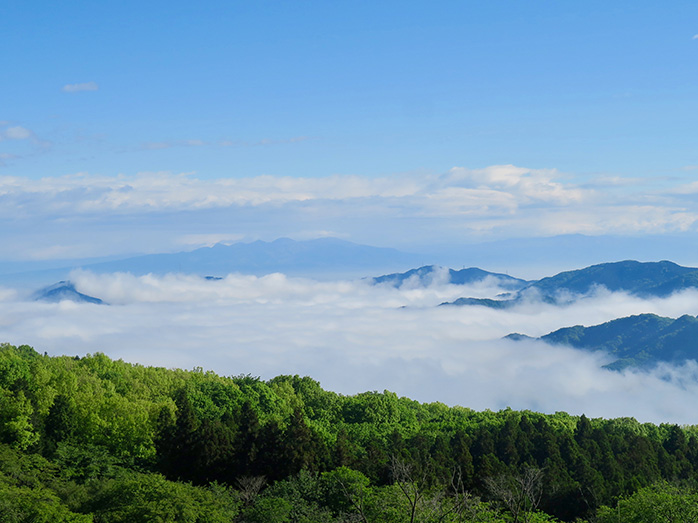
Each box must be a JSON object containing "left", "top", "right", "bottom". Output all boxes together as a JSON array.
[
  {"left": 0, "top": 483, "right": 93, "bottom": 523},
  {"left": 242, "top": 496, "right": 293, "bottom": 522},
  {"left": 320, "top": 466, "right": 371, "bottom": 515},
  {"left": 54, "top": 443, "right": 123, "bottom": 483},
  {"left": 1, "top": 342, "right": 698, "bottom": 522},
  {"left": 596, "top": 481, "right": 698, "bottom": 522},
  {"left": 79, "top": 471, "right": 240, "bottom": 523},
  {"left": 255, "top": 470, "right": 335, "bottom": 522},
  {"left": 0, "top": 443, "right": 91, "bottom": 522}
]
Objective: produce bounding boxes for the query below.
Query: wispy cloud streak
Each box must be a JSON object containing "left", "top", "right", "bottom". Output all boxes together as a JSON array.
[{"left": 62, "top": 82, "right": 99, "bottom": 93}]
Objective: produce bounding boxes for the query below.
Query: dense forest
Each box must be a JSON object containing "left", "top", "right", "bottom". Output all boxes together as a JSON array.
[{"left": 1, "top": 342, "right": 697, "bottom": 522}]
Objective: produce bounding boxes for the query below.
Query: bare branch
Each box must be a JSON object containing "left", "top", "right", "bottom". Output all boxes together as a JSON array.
[{"left": 236, "top": 475, "right": 266, "bottom": 506}]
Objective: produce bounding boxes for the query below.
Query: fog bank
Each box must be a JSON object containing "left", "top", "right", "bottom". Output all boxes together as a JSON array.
[{"left": 2, "top": 271, "right": 698, "bottom": 424}]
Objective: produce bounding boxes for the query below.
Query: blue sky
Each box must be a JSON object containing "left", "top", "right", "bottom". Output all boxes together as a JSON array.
[
  {"left": 5, "top": 2, "right": 698, "bottom": 420},
  {"left": 2, "top": 1, "right": 698, "bottom": 263}
]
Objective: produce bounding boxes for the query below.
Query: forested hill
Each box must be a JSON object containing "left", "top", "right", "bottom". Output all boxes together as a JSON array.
[
  {"left": 2, "top": 343, "right": 698, "bottom": 522},
  {"left": 540, "top": 313, "right": 698, "bottom": 370},
  {"left": 527, "top": 260, "right": 698, "bottom": 298},
  {"left": 441, "top": 260, "right": 698, "bottom": 308}
]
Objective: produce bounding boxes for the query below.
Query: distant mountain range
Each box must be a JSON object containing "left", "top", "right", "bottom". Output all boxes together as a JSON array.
[
  {"left": 1, "top": 238, "right": 427, "bottom": 286},
  {"left": 83, "top": 238, "right": 426, "bottom": 277},
  {"left": 5, "top": 232, "right": 698, "bottom": 286},
  {"left": 507, "top": 313, "right": 698, "bottom": 371},
  {"left": 441, "top": 260, "right": 698, "bottom": 307}
]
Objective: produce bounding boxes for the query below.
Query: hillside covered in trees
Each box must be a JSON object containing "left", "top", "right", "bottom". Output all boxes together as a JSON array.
[
  {"left": 1, "top": 342, "right": 698, "bottom": 522},
  {"left": 506, "top": 313, "right": 698, "bottom": 371}
]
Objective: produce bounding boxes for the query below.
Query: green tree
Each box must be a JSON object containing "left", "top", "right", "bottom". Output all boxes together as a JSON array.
[
  {"left": 596, "top": 481, "right": 698, "bottom": 523},
  {"left": 0, "top": 483, "right": 93, "bottom": 523},
  {"left": 0, "top": 389, "right": 39, "bottom": 450},
  {"left": 81, "top": 471, "right": 240, "bottom": 523}
]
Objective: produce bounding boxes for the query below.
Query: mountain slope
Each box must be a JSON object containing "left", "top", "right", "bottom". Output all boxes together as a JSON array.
[
  {"left": 510, "top": 313, "right": 698, "bottom": 370},
  {"left": 442, "top": 260, "right": 698, "bottom": 307},
  {"left": 527, "top": 260, "right": 698, "bottom": 298},
  {"left": 34, "top": 281, "right": 104, "bottom": 304}
]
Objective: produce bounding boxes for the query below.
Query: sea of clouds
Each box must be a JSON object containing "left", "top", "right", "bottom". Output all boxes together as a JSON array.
[{"left": 3, "top": 271, "right": 698, "bottom": 425}]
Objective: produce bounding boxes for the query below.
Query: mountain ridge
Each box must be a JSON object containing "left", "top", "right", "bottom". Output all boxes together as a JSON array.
[
  {"left": 441, "top": 260, "right": 698, "bottom": 307},
  {"left": 507, "top": 313, "right": 698, "bottom": 371},
  {"left": 0, "top": 238, "right": 428, "bottom": 286}
]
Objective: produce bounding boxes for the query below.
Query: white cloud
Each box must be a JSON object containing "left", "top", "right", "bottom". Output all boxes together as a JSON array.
[
  {"left": 0, "top": 166, "right": 697, "bottom": 261},
  {"left": 443, "top": 165, "right": 588, "bottom": 205},
  {"left": 0, "top": 167, "right": 595, "bottom": 213},
  {"left": 0, "top": 171, "right": 419, "bottom": 213},
  {"left": 588, "top": 175, "right": 644, "bottom": 187},
  {"left": 220, "top": 136, "right": 310, "bottom": 147},
  {"left": 62, "top": 82, "right": 99, "bottom": 93},
  {"left": 0, "top": 125, "right": 35, "bottom": 142},
  {"left": 176, "top": 233, "right": 245, "bottom": 247},
  {"left": 141, "top": 140, "right": 207, "bottom": 150},
  {"left": 254, "top": 136, "right": 310, "bottom": 146},
  {"left": 667, "top": 180, "right": 698, "bottom": 195},
  {"left": 0, "top": 123, "right": 51, "bottom": 151},
  {"left": 3, "top": 272, "right": 698, "bottom": 424},
  {"left": 0, "top": 153, "right": 18, "bottom": 166},
  {"left": 140, "top": 142, "right": 173, "bottom": 150},
  {"left": 140, "top": 136, "right": 308, "bottom": 151},
  {"left": 424, "top": 187, "right": 518, "bottom": 216},
  {"left": 3, "top": 126, "right": 33, "bottom": 140}
]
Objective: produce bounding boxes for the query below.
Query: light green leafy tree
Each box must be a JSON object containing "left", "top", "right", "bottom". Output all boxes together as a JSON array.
[{"left": 596, "top": 481, "right": 698, "bottom": 523}]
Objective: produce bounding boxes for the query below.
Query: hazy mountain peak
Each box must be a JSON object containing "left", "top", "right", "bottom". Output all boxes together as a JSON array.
[
  {"left": 371, "top": 265, "right": 528, "bottom": 289},
  {"left": 42, "top": 237, "right": 427, "bottom": 281},
  {"left": 34, "top": 281, "right": 104, "bottom": 305}
]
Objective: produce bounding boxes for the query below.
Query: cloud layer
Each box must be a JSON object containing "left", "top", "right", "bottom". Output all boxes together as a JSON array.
[
  {"left": 3, "top": 271, "right": 698, "bottom": 424},
  {"left": 1, "top": 165, "right": 697, "bottom": 262}
]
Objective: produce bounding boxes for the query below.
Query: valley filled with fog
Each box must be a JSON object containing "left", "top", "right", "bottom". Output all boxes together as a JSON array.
[{"left": 5, "top": 269, "right": 698, "bottom": 424}]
